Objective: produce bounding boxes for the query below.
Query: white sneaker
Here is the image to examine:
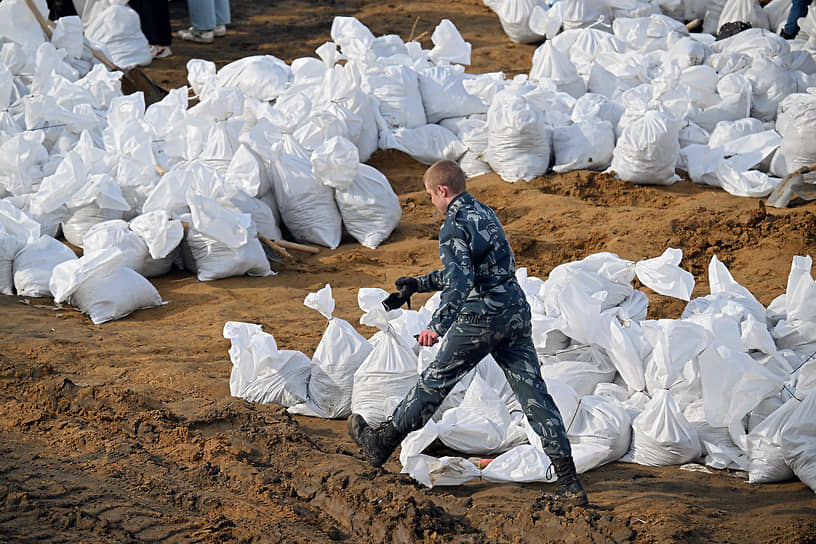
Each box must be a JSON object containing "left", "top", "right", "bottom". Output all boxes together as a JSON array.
[
  {"left": 178, "top": 27, "right": 214, "bottom": 43},
  {"left": 149, "top": 45, "right": 173, "bottom": 59},
  {"left": 214, "top": 24, "right": 227, "bottom": 37}
]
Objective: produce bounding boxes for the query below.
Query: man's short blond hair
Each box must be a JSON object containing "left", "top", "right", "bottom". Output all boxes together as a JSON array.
[{"left": 423, "top": 160, "right": 466, "bottom": 194}]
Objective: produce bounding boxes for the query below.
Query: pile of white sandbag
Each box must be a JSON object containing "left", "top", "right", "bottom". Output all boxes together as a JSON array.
[
  {"left": 3, "top": 0, "right": 816, "bottom": 322},
  {"left": 227, "top": 250, "right": 816, "bottom": 493}
]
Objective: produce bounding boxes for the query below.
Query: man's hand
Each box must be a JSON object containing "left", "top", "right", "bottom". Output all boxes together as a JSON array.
[
  {"left": 416, "top": 329, "right": 439, "bottom": 347},
  {"left": 395, "top": 276, "right": 419, "bottom": 295}
]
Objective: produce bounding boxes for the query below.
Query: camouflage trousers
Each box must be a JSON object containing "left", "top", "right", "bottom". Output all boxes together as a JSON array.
[{"left": 390, "top": 306, "right": 573, "bottom": 460}]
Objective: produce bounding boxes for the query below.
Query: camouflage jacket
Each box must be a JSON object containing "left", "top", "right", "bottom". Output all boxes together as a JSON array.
[{"left": 416, "top": 192, "right": 527, "bottom": 336}]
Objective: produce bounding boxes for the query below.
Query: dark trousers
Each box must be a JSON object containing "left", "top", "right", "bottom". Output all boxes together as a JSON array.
[
  {"left": 783, "top": 0, "right": 813, "bottom": 37},
  {"left": 129, "top": 0, "right": 173, "bottom": 46},
  {"left": 391, "top": 306, "right": 573, "bottom": 460}
]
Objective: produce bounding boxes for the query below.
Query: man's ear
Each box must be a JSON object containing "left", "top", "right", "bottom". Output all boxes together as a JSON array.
[{"left": 437, "top": 184, "right": 450, "bottom": 198}]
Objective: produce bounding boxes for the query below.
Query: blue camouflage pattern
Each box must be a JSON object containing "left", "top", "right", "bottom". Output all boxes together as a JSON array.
[{"left": 391, "top": 192, "right": 573, "bottom": 460}]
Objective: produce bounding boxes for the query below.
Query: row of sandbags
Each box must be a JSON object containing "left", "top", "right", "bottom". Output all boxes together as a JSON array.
[
  {"left": 224, "top": 251, "right": 816, "bottom": 492},
  {"left": 484, "top": 0, "right": 800, "bottom": 44}
]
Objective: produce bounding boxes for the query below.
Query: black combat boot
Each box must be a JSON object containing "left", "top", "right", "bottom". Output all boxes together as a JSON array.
[
  {"left": 347, "top": 414, "right": 405, "bottom": 467},
  {"left": 549, "top": 456, "right": 588, "bottom": 506}
]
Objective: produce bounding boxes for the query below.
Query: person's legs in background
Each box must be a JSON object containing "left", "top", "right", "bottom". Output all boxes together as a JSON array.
[
  {"left": 179, "top": 0, "right": 216, "bottom": 43},
  {"left": 781, "top": 0, "right": 813, "bottom": 39},
  {"left": 213, "top": 0, "right": 230, "bottom": 36},
  {"left": 130, "top": 0, "right": 173, "bottom": 59}
]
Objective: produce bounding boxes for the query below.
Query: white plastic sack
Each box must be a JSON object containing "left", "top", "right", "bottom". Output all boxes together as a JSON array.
[
  {"left": 485, "top": 90, "right": 552, "bottom": 182},
  {"left": 568, "top": 395, "right": 632, "bottom": 473},
  {"left": 624, "top": 389, "right": 702, "bottom": 466},
  {"left": 84, "top": 1, "right": 151, "bottom": 69},
  {"left": 428, "top": 19, "right": 471, "bottom": 65},
  {"left": 634, "top": 248, "right": 695, "bottom": 301},
  {"left": 291, "top": 284, "right": 373, "bottom": 419},
  {"left": 529, "top": 42, "right": 586, "bottom": 98},
  {"left": 216, "top": 56, "right": 292, "bottom": 102},
  {"left": 610, "top": 110, "right": 681, "bottom": 185},
  {"left": 482, "top": 445, "right": 556, "bottom": 483},
  {"left": 182, "top": 219, "right": 272, "bottom": 282},
  {"left": 718, "top": 0, "right": 770, "bottom": 34},
  {"left": 551, "top": 120, "right": 615, "bottom": 173},
  {"left": 494, "top": 0, "right": 546, "bottom": 44},
  {"left": 780, "top": 393, "right": 816, "bottom": 493},
  {"left": 418, "top": 66, "right": 485, "bottom": 124},
  {"left": 334, "top": 164, "right": 401, "bottom": 249},
  {"left": 351, "top": 290, "right": 419, "bottom": 426},
  {"left": 13, "top": 235, "right": 77, "bottom": 297},
  {"left": 272, "top": 153, "right": 342, "bottom": 249},
  {"left": 240, "top": 332, "right": 311, "bottom": 407},
  {"left": 50, "top": 247, "right": 163, "bottom": 324},
  {"left": 0, "top": 235, "right": 22, "bottom": 295},
  {"left": 379, "top": 124, "right": 467, "bottom": 166},
  {"left": 747, "top": 397, "right": 798, "bottom": 483},
  {"left": 361, "top": 64, "right": 426, "bottom": 129}
]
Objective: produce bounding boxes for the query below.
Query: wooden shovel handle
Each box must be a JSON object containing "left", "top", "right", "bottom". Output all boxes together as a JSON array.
[
  {"left": 22, "top": 0, "right": 53, "bottom": 39},
  {"left": 180, "top": 221, "right": 320, "bottom": 256}
]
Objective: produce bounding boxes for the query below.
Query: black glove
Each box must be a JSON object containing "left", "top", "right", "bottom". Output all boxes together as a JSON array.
[
  {"left": 382, "top": 290, "right": 411, "bottom": 311},
  {"left": 394, "top": 276, "right": 419, "bottom": 296}
]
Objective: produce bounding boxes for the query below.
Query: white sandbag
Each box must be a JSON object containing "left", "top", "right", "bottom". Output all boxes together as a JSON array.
[
  {"left": 747, "top": 397, "right": 798, "bottom": 483},
  {"left": 492, "top": 0, "right": 546, "bottom": 44},
  {"left": 83, "top": 0, "right": 151, "bottom": 69},
  {"left": 82, "top": 219, "right": 159, "bottom": 276},
  {"left": 333, "top": 164, "right": 401, "bottom": 249},
  {"left": 401, "top": 453, "right": 482, "bottom": 488},
  {"left": 221, "top": 192, "right": 283, "bottom": 243},
  {"left": 128, "top": 210, "right": 184, "bottom": 262},
  {"left": 379, "top": 124, "right": 467, "bottom": 166},
  {"left": 417, "top": 66, "right": 485, "bottom": 124},
  {"left": 623, "top": 389, "right": 702, "bottom": 466},
  {"left": 291, "top": 284, "right": 373, "bottom": 419},
  {"left": 572, "top": 93, "right": 625, "bottom": 129},
  {"left": 634, "top": 248, "right": 695, "bottom": 301},
  {"left": 744, "top": 58, "right": 797, "bottom": 122},
  {"left": 611, "top": 110, "right": 681, "bottom": 185},
  {"left": 482, "top": 444, "right": 556, "bottom": 483},
  {"left": 718, "top": 0, "right": 770, "bottom": 33},
  {"left": 240, "top": 332, "right": 311, "bottom": 408},
  {"left": 428, "top": 19, "right": 472, "bottom": 65},
  {"left": 361, "top": 64, "right": 426, "bottom": 129},
  {"left": 181, "top": 212, "right": 272, "bottom": 282},
  {"left": 613, "top": 14, "right": 689, "bottom": 52},
  {"left": 351, "top": 288, "right": 419, "bottom": 426},
  {"left": 780, "top": 393, "right": 816, "bottom": 493},
  {"left": 774, "top": 92, "right": 816, "bottom": 176},
  {"left": 50, "top": 247, "right": 163, "bottom": 324},
  {"left": 330, "top": 16, "right": 376, "bottom": 61},
  {"left": 642, "top": 319, "right": 708, "bottom": 402},
  {"left": 529, "top": 42, "right": 586, "bottom": 98},
  {"left": 436, "top": 375, "right": 528, "bottom": 456},
  {"left": 703, "top": 0, "right": 730, "bottom": 34},
  {"left": 709, "top": 254, "right": 768, "bottom": 321},
  {"left": 223, "top": 321, "right": 267, "bottom": 397},
  {"left": 13, "top": 235, "right": 77, "bottom": 298},
  {"left": 568, "top": 395, "right": 632, "bottom": 473},
  {"left": 690, "top": 73, "right": 753, "bottom": 133},
  {"left": 698, "top": 344, "right": 784, "bottom": 429},
  {"left": 272, "top": 152, "right": 342, "bottom": 249},
  {"left": 61, "top": 187, "right": 130, "bottom": 247},
  {"left": 708, "top": 118, "right": 765, "bottom": 148},
  {"left": 552, "top": 120, "right": 615, "bottom": 173},
  {"left": 216, "top": 55, "right": 292, "bottom": 102},
  {"left": 485, "top": 89, "right": 552, "bottom": 182},
  {"left": 539, "top": 345, "right": 617, "bottom": 397},
  {"left": 459, "top": 120, "right": 492, "bottom": 178},
  {"left": 0, "top": 199, "right": 40, "bottom": 245},
  {"left": 0, "top": 235, "right": 22, "bottom": 295}
]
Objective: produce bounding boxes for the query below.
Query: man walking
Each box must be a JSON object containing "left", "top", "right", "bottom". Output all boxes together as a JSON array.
[{"left": 348, "top": 160, "right": 587, "bottom": 506}]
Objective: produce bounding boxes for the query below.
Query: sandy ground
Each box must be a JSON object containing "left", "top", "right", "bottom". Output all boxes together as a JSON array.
[{"left": 2, "top": 0, "right": 816, "bottom": 542}]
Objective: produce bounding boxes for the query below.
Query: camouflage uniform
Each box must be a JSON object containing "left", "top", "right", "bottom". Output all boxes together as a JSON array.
[{"left": 390, "top": 192, "right": 572, "bottom": 459}]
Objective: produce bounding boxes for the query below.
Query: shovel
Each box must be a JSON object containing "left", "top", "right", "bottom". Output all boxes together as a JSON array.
[
  {"left": 766, "top": 163, "right": 816, "bottom": 208},
  {"left": 23, "top": 0, "right": 168, "bottom": 105}
]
